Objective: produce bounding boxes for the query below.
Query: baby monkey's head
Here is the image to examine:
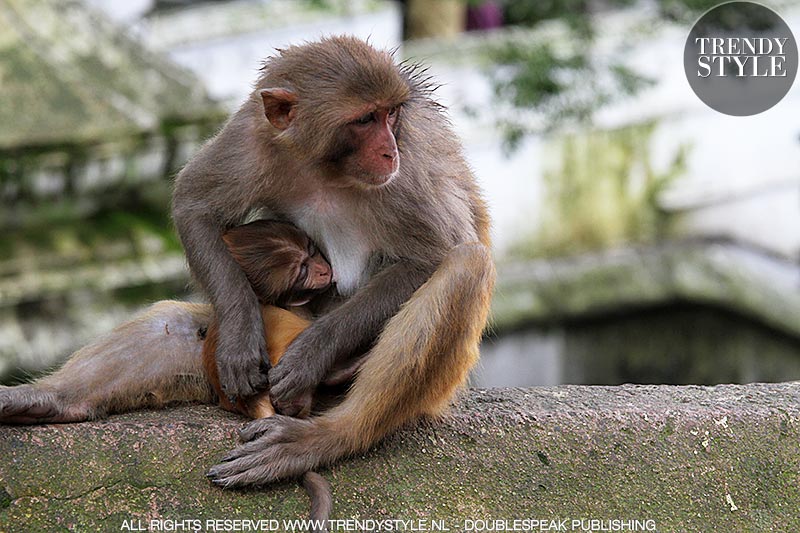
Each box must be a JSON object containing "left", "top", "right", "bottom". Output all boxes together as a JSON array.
[{"left": 222, "top": 220, "right": 332, "bottom": 307}]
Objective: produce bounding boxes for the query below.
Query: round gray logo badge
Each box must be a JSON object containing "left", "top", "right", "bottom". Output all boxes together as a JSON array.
[{"left": 684, "top": 1, "right": 798, "bottom": 116}]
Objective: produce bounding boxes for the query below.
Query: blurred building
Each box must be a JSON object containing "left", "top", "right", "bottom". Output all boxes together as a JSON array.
[
  {"left": 0, "top": 0, "right": 404, "bottom": 380},
  {"left": 87, "top": 0, "right": 403, "bottom": 106},
  {"left": 2, "top": 0, "right": 799, "bottom": 386},
  {"left": 0, "top": 0, "right": 221, "bottom": 377}
]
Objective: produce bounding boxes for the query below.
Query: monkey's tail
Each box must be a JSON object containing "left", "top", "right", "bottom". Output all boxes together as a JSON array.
[{"left": 302, "top": 471, "right": 332, "bottom": 532}]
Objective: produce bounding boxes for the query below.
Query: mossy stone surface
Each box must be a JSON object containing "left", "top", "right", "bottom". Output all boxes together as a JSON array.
[{"left": 1, "top": 385, "right": 799, "bottom": 531}]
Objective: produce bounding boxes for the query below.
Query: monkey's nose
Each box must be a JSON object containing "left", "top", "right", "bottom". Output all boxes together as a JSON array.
[{"left": 313, "top": 264, "right": 332, "bottom": 284}]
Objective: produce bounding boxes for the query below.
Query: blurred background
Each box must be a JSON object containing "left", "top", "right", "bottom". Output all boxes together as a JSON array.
[{"left": 1, "top": 0, "right": 798, "bottom": 388}]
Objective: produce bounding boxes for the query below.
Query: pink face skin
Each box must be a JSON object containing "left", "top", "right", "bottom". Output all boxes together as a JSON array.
[
  {"left": 345, "top": 105, "right": 401, "bottom": 186},
  {"left": 260, "top": 89, "right": 403, "bottom": 188}
]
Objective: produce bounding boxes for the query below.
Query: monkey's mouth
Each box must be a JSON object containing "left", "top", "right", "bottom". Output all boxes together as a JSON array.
[{"left": 357, "top": 170, "right": 397, "bottom": 188}]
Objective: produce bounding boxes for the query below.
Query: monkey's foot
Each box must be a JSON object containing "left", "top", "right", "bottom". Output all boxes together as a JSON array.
[
  {"left": 0, "top": 385, "right": 88, "bottom": 424},
  {"left": 206, "top": 415, "right": 327, "bottom": 487}
]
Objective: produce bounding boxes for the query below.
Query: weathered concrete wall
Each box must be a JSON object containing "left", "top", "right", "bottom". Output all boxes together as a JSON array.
[
  {"left": 493, "top": 239, "right": 800, "bottom": 338},
  {"left": 1, "top": 384, "right": 798, "bottom": 532}
]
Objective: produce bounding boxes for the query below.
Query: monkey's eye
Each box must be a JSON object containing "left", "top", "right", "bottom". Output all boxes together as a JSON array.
[
  {"left": 297, "top": 263, "right": 309, "bottom": 284},
  {"left": 388, "top": 105, "right": 400, "bottom": 117},
  {"left": 354, "top": 112, "right": 375, "bottom": 125}
]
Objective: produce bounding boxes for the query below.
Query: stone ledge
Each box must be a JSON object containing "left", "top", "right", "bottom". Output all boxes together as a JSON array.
[{"left": 1, "top": 383, "right": 799, "bottom": 531}]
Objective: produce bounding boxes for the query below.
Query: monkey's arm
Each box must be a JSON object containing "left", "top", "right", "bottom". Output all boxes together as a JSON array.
[
  {"left": 172, "top": 193, "right": 267, "bottom": 402},
  {"left": 207, "top": 242, "right": 495, "bottom": 486},
  {"left": 204, "top": 306, "right": 311, "bottom": 418},
  {"left": 267, "top": 260, "right": 435, "bottom": 414}
]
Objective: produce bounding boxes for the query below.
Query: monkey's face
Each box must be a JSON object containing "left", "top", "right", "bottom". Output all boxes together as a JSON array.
[
  {"left": 222, "top": 220, "right": 332, "bottom": 307},
  {"left": 282, "top": 237, "right": 333, "bottom": 306},
  {"left": 331, "top": 104, "right": 402, "bottom": 187},
  {"left": 258, "top": 37, "right": 411, "bottom": 189}
]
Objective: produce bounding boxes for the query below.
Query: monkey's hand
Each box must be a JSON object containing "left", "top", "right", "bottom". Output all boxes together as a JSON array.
[
  {"left": 269, "top": 260, "right": 434, "bottom": 415},
  {"left": 268, "top": 327, "right": 328, "bottom": 416},
  {"left": 216, "top": 307, "right": 270, "bottom": 402}
]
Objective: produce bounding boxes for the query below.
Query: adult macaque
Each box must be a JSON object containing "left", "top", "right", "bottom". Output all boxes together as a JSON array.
[
  {"left": 1, "top": 35, "right": 493, "bottom": 499},
  {"left": 171, "top": 36, "right": 495, "bottom": 487}
]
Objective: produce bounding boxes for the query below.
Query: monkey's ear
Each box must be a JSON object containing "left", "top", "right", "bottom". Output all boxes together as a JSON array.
[{"left": 260, "top": 88, "right": 298, "bottom": 130}]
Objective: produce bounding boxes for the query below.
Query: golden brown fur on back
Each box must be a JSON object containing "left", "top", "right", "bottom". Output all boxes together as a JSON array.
[{"left": 0, "top": 301, "right": 213, "bottom": 424}]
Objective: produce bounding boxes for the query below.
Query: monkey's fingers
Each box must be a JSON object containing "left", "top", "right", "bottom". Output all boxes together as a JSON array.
[
  {"left": 270, "top": 394, "right": 312, "bottom": 418},
  {"left": 216, "top": 340, "right": 271, "bottom": 402},
  {"left": 322, "top": 356, "right": 365, "bottom": 386},
  {"left": 268, "top": 360, "right": 317, "bottom": 410}
]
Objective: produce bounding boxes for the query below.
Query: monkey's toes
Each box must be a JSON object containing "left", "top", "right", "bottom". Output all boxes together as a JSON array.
[
  {"left": 238, "top": 414, "right": 311, "bottom": 443},
  {"left": 0, "top": 386, "right": 63, "bottom": 424},
  {"left": 237, "top": 418, "right": 275, "bottom": 442},
  {"left": 207, "top": 439, "right": 311, "bottom": 487}
]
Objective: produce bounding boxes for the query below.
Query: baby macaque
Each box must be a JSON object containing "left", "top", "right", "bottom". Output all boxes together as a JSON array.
[
  {"left": 202, "top": 220, "right": 334, "bottom": 419},
  {"left": 0, "top": 220, "right": 334, "bottom": 425},
  {"left": 0, "top": 219, "right": 335, "bottom": 528}
]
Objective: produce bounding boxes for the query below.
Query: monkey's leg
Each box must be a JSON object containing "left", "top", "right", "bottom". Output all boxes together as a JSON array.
[
  {"left": 268, "top": 260, "right": 435, "bottom": 415},
  {"left": 0, "top": 301, "right": 214, "bottom": 424},
  {"left": 321, "top": 356, "right": 366, "bottom": 387},
  {"left": 207, "top": 242, "right": 495, "bottom": 486}
]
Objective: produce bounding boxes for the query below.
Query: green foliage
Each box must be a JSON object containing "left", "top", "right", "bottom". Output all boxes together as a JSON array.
[
  {"left": 488, "top": 44, "right": 651, "bottom": 149},
  {"left": 657, "top": 0, "right": 740, "bottom": 22},
  {"left": 502, "top": 0, "right": 636, "bottom": 39},
  {"left": 490, "top": 38, "right": 652, "bottom": 149},
  {"left": 510, "top": 122, "right": 688, "bottom": 258},
  {"left": 488, "top": 0, "right": 719, "bottom": 147},
  {"left": 0, "top": 185, "right": 180, "bottom": 271}
]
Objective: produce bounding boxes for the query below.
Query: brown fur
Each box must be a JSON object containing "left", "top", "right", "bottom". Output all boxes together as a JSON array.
[
  {"left": 201, "top": 220, "right": 329, "bottom": 419},
  {"left": 204, "top": 305, "right": 310, "bottom": 418},
  {"left": 1, "top": 38, "right": 495, "bottom": 521},
  {"left": 170, "top": 36, "right": 495, "bottom": 488},
  {"left": 221, "top": 221, "right": 311, "bottom": 306},
  {"left": 0, "top": 301, "right": 214, "bottom": 424}
]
